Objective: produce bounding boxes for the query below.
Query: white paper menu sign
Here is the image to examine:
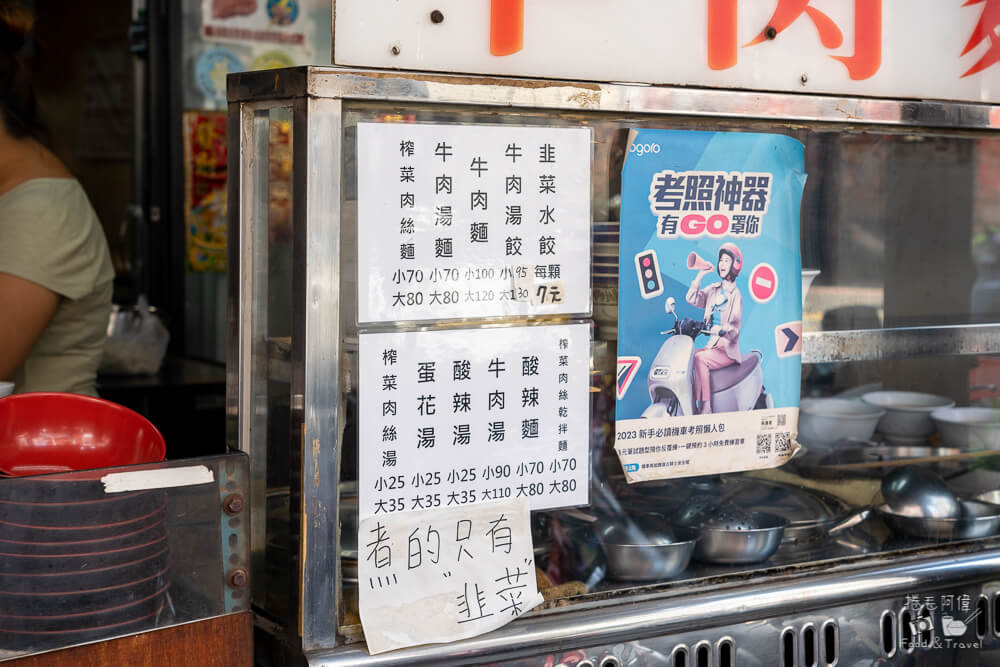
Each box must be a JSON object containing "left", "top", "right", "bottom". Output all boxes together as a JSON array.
[
  {"left": 358, "top": 497, "right": 543, "bottom": 655},
  {"left": 359, "top": 323, "right": 590, "bottom": 520},
  {"left": 356, "top": 122, "right": 592, "bottom": 323}
]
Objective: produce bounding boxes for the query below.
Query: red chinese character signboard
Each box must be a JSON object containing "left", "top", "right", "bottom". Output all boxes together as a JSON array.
[
  {"left": 962, "top": 0, "right": 1000, "bottom": 77},
  {"left": 336, "top": 0, "right": 1000, "bottom": 104},
  {"left": 490, "top": 0, "right": 524, "bottom": 56},
  {"left": 708, "top": 0, "right": 882, "bottom": 80},
  {"left": 483, "top": 0, "right": 996, "bottom": 85}
]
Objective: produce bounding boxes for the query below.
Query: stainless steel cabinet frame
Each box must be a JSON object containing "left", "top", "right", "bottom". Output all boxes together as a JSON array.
[{"left": 227, "top": 66, "right": 1000, "bottom": 665}]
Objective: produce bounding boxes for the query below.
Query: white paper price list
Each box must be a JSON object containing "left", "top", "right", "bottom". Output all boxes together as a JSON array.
[
  {"left": 356, "top": 122, "right": 592, "bottom": 323},
  {"left": 358, "top": 324, "right": 590, "bottom": 519}
]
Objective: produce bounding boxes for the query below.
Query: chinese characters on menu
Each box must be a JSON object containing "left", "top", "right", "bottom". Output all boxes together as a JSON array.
[
  {"left": 359, "top": 325, "right": 590, "bottom": 519},
  {"left": 356, "top": 123, "right": 591, "bottom": 323},
  {"left": 355, "top": 121, "right": 592, "bottom": 651}
]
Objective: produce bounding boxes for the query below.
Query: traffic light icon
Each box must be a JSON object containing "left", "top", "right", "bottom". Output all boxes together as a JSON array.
[{"left": 634, "top": 250, "right": 663, "bottom": 299}]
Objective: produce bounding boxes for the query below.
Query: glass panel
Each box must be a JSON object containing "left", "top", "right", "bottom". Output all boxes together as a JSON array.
[
  {"left": 246, "top": 107, "right": 295, "bottom": 623},
  {"left": 0, "top": 454, "right": 247, "bottom": 659},
  {"left": 334, "top": 103, "right": 1000, "bottom": 640}
]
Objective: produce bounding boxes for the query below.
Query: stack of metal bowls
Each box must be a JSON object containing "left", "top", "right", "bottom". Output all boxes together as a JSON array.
[{"left": 0, "top": 478, "right": 170, "bottom": 651}]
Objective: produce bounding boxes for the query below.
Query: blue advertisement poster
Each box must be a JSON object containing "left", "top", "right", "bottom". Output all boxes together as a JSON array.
[{"left": 614, "top": 129, "right": 806, "bottom": 482}]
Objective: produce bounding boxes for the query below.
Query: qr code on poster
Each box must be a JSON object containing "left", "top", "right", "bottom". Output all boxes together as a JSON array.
[
  {"left": 775, "top": 432, "right": 791, "bottom": 454},
  {"left": 756, "top": 433, "right": 772, "bottom": 455}
]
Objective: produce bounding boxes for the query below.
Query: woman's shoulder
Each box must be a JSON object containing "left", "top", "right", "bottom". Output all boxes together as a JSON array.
[
  {"left": 0, "top": 177, "right": 113, "bottom": 298},
  {"left": 0, "top": 178, "right": 100, "bottom": 229},
  {"left": 0, "top": 178, "right": 93, "bottom": 219},
  {"left": 1, "top": 177, "right": 85, "bottom": 201}
]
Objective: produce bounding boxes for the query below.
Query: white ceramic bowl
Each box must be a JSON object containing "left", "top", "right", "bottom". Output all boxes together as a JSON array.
[
  {"left": 861, "top": 391, "right": 955, "bottom": 440},
  {"left": 931, "top": 407, "right": 1000, "bottom": 450},
  {"left": 798, "top": 398, "right": 885, "bottom": 446},
  {"left": 0, "top": 382, "right": 13, "bottom": 398}
]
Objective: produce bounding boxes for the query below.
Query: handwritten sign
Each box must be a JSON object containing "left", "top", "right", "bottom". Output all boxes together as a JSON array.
[
  {"left": 358, "top": 498, "right": 543, "bottom": 654},
  {"left": 359, "top": 323, "right": 590, "bottom": 519},
  {"left": 356, "top": 122, "right": 592, "bottom": 323}
]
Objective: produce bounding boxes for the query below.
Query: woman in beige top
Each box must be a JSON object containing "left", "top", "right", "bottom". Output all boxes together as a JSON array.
[{"left": 0, "top": 5, "right": 113, "bottom": 396}]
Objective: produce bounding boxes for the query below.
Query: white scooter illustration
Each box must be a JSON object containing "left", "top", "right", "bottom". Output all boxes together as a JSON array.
[{"left": 640, "top": 296, "right": 772, "bottom": 418}]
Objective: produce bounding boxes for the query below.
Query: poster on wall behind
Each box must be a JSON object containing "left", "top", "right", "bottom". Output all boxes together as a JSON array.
[
  {"left": 184, "top": 111, "right": 293, "bottom": 273},
  {"left": 191, "top": 0, "right": 330, "bottom": 107},
  {"left": 614, "top": 129, "right": 806, "bottom": 482},
  {"left": 202, "top": 0, "right": 317, "bottom": 57},
  {"left": 184, "top": 111, "right": 228, "bottom": 273}
]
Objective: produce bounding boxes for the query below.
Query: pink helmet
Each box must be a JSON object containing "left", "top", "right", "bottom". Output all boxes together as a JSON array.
[{"left": 718, "top": 242, "right": 743, "bottom": 278}]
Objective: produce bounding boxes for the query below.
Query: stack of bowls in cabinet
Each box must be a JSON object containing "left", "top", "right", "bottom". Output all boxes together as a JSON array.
[
  {"left": 0, "top": 480, "right": 170, "bottom": 651},
  {"left": 0, "top": 393, "right": 169, "bottom": 651},
  {"left": 797, "top": 397, "right": 885, "bottom": 450},
  {"left": 930, "top": 407, "right": 1000, "bottom": 450},
  {"left": 860, "top": 391, "right": 955, "bottom": 445}
]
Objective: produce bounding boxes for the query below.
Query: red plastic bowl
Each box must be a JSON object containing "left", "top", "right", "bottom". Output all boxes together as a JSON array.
[{"left": 0, "top": 394, "right": 165, "bottom": 476}]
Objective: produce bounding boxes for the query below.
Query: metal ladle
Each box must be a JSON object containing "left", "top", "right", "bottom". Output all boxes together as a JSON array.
[{"left": 881, "top": 466, "right": 961, "bottom": 519}]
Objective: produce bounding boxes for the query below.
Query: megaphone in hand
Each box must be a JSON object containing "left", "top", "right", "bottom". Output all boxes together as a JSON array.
[{"left": 687, "top": 251, "right": 714, "bottom": 272}]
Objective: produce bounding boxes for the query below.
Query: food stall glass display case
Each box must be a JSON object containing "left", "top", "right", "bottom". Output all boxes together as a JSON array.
[{"left": 227, "top": 65, "right": 1000, "bottom": 666}]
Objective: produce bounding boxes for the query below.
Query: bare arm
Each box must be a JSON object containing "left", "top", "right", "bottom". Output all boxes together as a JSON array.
[{"left": 0, "top": 272, "right": 60, "bottom": 381}]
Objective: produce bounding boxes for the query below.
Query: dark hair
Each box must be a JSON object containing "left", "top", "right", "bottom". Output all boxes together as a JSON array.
[{"left": 0, "top": 3, "right": 42, "bottom": 140}]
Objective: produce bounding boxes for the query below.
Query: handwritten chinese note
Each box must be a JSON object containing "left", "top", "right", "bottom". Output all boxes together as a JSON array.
[
  {"left": 356, "top": 122, "right": 592, "bottom": 323},
  {"left": 358, "top": 497, "right": 543, "bottom": 654},
  {"left": 359, "top": 324, "right": 590, "bottom": 519}
]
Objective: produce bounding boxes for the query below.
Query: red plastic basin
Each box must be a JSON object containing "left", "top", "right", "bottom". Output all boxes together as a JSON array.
[{"left": 0, "top": 393, "right": 165, "bottom": 476}]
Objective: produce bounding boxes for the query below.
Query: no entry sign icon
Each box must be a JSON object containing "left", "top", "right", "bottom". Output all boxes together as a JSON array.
[{"left": 749, "top": 263, "right": 778, "bottom": 303}]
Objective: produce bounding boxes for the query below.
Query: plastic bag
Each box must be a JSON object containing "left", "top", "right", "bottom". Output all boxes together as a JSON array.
[{"left": 99, "top": 295, "right": 170, "bottom": 375}]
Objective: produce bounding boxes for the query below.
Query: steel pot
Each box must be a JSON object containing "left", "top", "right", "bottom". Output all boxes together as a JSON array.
[
  {"left": 693, "top": 511, "right": 787, "bottom": 564},
  {"left": 877, "top": 500, "right": 1000, "bottom": 541},
  {"left": 710, "top": 478, "right": 864, "bottom": 545},
  {"left": 598, "top": 517, "right": 698, "bottom": 581}
]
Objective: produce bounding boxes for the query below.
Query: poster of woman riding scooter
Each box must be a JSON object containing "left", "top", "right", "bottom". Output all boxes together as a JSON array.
[
  {"left": 687, "top": 242, "right": 747, "bottom": 415},
  {"left": 615, "top": 129, "right": 807, "bottom": 481}
]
